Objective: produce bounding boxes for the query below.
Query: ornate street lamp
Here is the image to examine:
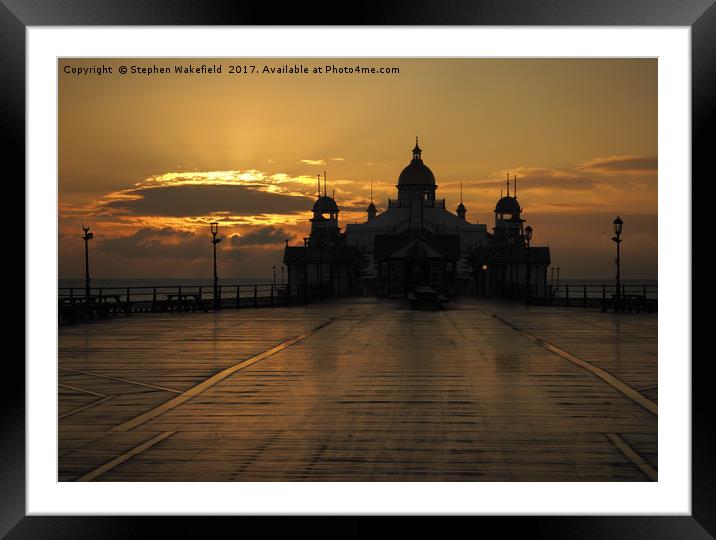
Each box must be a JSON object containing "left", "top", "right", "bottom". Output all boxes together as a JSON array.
[
  {"left": 81, "top": 225, "right": 93, "bottom": 298},
  {"left": 612, "top": 216, "right": 623, "bottom": 301},
  {"left": 210, "top": 222, "right": 221, "bottom": 309},
  {"left": 524, "top": 225, "right": 533, "bottom": 296}
]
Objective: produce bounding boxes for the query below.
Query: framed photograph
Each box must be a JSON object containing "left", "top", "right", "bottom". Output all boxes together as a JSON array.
[{"left": 8, "top": 0, "right": 712, "bottom": 537}]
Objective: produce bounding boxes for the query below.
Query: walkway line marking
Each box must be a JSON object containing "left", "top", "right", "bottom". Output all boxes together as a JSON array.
[
  {"left": 59, "top": 395, "right": 114, "bottom": 420},
  {"left": 60, "top": 367, "right": 182, "bottom": 394},
  {"left": 483, "top": 310, "right": 657, "bottom": 416},
  {"left": 76, "top": 431, "right": 176, "bottom": 482},
  {"left": 110, "top": 318, "right": 335, "bottom": 432},
  {"left": 58, "top": 382, "right": 106, "bottom": 398},
  {"left": 606, "top": 433, "right": 658, "bottom": 481}
]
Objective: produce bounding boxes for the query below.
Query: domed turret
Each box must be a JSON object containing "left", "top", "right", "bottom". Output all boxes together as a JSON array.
[
  {"left": 367, "top": 202, "right": 377, "bottom": 220},
  {"left": 308, "top": 172, "right": 340, "bottom": 246},
  {"left": 493, "top": 174, "right": 525, "bottom": 246},
  {"left": 366, "top": 180, "right": 377, "bottom": 220},
  {"left": 456, "top": 202, "right": 467, "bottom": 220},
  {"left": 398, "top": 138, "right": 436, "bottom": 186},
  {"left": 495, "top": 195, "right": 520, "bottom": 215},
  {"left": 313, "top": 195, "right": 339, "bottom": 216},
  {"left": 396, "top": 137, "right": 437, "bottom": 205},
  {"left": 456, "top": 182, "right": 467, "bottom": 220}
]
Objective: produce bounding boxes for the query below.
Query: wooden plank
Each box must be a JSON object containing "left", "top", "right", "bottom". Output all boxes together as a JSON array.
[
  {"left": 483, "top": 309, "right": 657, "bottom": 416},
  {"left": 606, "top": 433, "right": 657, "bottom": 481},
  {"left": 59, "top": 301, "right": 657, "bottom": 482},
  {"left": 76, "top": 431, "right": 176, "bottom": 482},
  {"left": 110, "top": 318, "right": 336, "bottom": 432}
]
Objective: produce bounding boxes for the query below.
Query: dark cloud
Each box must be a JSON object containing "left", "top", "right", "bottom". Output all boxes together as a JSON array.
[
  {"left": 97, "top": 227, "right": 211, "bottom": 260},
  {"left": 543, "top": 202, "right": 596, "bottom": 209},
  {"left": 464, "top": 155, "right": 656, "bottom": 196},
  {"left": 336, "top": 199, "right": 375, "bottom": 211},
  {"left": 515, "top": 174, "right": 596, "bottom": 191},
  {"left": 104, "top": 184, "right": 313, "bottom": 217},
  {"left": 472, "top": 155, "right": 656, "bottom": 195},
  {"left": 98, "top": 226, "right": 290, "bottom": 262},
  {"left": 580, "top": 156, "right": 657, "bottom": 172},
  {"left": 475, "top": 174, "right": 596, "bottom": 192},
  {"left": 229, "top": 226, "right": 291, "bottom": 246}
]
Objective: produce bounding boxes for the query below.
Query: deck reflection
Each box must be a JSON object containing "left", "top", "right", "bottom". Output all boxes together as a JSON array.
[{"left": 59, "top": 298, "right": 657, "bottom": 481}]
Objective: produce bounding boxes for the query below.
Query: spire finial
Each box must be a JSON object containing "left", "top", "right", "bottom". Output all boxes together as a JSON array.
[
  {"left": 412, "top": 136, "right": 422, "bottom": 160},
  {"left": 323, "top": 171, "right": 327, "bottom": 197},
  {"left": 316, "top": 173, "right": 320, "bottom": 199},
  {"left": 513, "top": 174, "right": 517, "bottom": 198},
  {"left": 370, "top": 180, "right": 373, "bottom": 203},
  {"left": 460, "top": 181, "right": 463, "bottom": 204},
  {"left": 507, "top": 173, "right": 510, "bottom": 197}
]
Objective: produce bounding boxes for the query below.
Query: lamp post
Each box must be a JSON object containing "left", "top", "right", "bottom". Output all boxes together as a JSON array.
[
  {"left": 81, "top": 225, "right": 93, "bottom": 298},
  {"left": 524, "top": 225, "right": 533, "bottom": 297},
  {"left": 612, "top": 216, "right": 623, "bottom": 302},
  {"left": 273, "top": 265, "right": 277, "bottom": 287},
  {"left": 210, "top": 222, "right": 221, "bottom": 309}
]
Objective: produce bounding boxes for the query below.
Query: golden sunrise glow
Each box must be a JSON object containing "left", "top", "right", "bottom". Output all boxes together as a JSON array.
[{"left": 59, "top": 58, "right": 657, "bottom": 279}]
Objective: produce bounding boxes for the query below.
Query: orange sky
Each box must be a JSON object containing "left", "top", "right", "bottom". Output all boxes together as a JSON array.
[{"left": 59, "top": 58, "right": 657, "bottom": 279}]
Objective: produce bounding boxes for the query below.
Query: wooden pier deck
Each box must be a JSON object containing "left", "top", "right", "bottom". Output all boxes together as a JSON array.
[{"left": 58, "top": 298, "right": 657, "bottom": 482}]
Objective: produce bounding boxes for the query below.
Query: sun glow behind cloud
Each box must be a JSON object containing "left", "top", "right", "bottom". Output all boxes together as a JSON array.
[
  {"left": 59, "top": 58, "right": 657, "bottom": 278},
  {"left": 58, "top": 154, "right": 657, "bottom": 278},
  {"left": 60, "top": 152, "right": 656, "bottom": 233}
]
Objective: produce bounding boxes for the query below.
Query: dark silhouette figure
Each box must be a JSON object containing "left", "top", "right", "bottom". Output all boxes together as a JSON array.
[
  {"left": 612, "top": 216, "right": 623, "bottom": 301},
  {"left": 81, "top": 225, "right": 93, "bottom": 297},
  {"left": 210, "top": 222, "right": 221, "bottom": 309}
]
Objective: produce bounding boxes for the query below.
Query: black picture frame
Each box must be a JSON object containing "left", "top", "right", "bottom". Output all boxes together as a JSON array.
[{"left": 6, "top": 1, "right": 712, "bottom": 537}]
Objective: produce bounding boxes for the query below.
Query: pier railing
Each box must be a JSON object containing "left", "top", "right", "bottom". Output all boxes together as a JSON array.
[
  {"left": 505, "top": 282, "right": 657, "bottom": 310},
  {"left": 58, "top": 281, "right": 332, "bottom": 323}
]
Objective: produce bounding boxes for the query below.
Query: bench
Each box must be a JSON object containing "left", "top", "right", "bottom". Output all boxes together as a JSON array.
[
  {"left": 600, "top": 294, "right": 655, "bottom": 313},
  {"left": 59, "top": 295, "right": 132, "bottom": 324},
  {"left": 163, "top": 294, "right": 211, "bottom": 313}
]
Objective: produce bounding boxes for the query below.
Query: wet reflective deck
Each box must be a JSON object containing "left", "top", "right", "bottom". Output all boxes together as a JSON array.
[{"left": 59, "top": 298, "right": 657, "bottom": 481}]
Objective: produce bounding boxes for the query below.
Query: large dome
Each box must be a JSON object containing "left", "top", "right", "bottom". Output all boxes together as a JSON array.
[
  {"left": 398, "top": 139, "right": 436, "bottom": 186},
  {"left": 398, "top": 160, "right": 436, "bottom": 186}
]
